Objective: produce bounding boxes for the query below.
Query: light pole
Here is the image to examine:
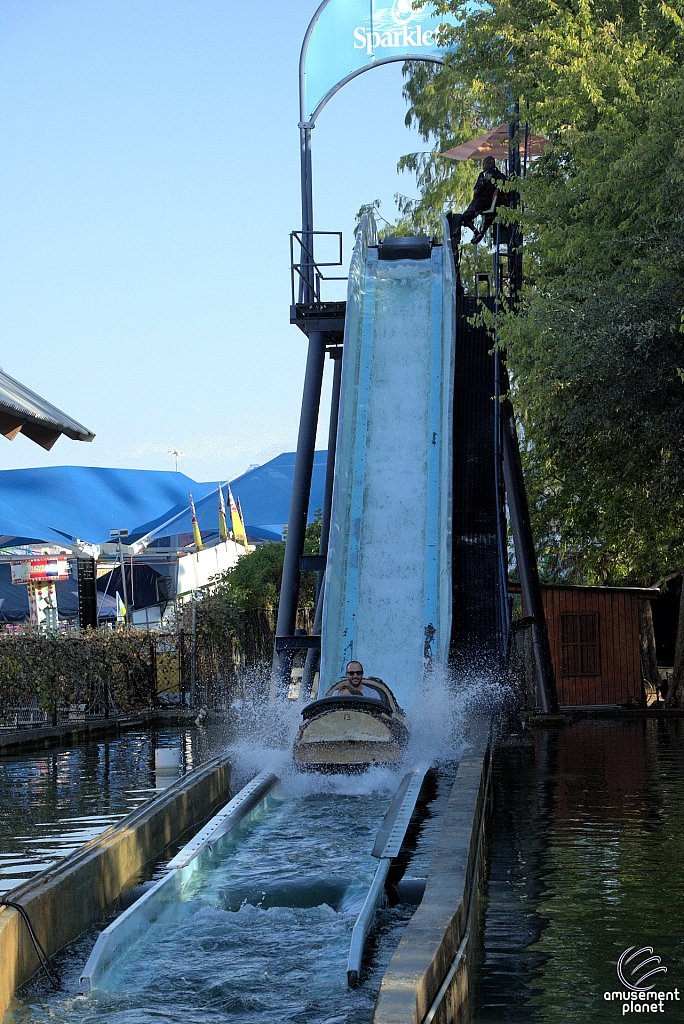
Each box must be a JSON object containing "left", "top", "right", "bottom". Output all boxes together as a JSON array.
[
  {"left": 168, "top": 449, "right": 184, "bottom": 473},
  {"left": 110, "top": 529, "right": 130, "bottom": 626},
  {"left": 190, "top": 589, "right": 201, "bottom": 708}
]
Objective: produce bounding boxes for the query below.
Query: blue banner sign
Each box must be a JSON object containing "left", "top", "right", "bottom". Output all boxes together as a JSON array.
[{"left": 302, "top": 0, "right": 459, "bottom": 124}]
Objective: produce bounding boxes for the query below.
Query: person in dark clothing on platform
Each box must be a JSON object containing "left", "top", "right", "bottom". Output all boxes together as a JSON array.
[{"left": 447, "top": 156, "right": 508, "bottom": 247}]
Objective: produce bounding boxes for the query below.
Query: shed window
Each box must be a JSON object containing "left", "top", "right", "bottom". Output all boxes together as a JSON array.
[{"left": 560, "top": 612, "right": 601, "bottom": 676}]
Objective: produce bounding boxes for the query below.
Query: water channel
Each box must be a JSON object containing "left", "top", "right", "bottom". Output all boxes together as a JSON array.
[
  {"left": 6, "top": 712, "right": 681, "bottom": 1023},
  {"left": 470, "top": 717, "right": 684, "bottom": 1023},
  {"left": 5, "top": 760, "right": 456, "bottom": 1024},
  {"left": 0, "top": 720, "right": 230, "bottom": 894}
]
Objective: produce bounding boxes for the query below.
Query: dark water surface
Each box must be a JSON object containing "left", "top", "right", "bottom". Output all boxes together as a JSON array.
[
  {"left": 0, "top": 721, "right": 230, "bottom": 893},
  {"left": 471, "top": 718, "right": 684, "bottom": 1023}
]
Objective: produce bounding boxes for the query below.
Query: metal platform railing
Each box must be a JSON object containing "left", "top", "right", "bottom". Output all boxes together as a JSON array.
[{"left": 290, "top": 230, "right": 346, "bottom": 306}]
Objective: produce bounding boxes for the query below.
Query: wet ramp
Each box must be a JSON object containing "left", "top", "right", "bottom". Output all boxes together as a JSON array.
[{"left": 321, "top": 218, "right": 456, "bottom": 708}]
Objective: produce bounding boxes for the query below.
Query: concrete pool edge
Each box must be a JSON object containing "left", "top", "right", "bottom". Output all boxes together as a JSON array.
[
  {"left": 0, "top": 752, "right": 231, "bottom": 1022},
  {"left": 372, "top": 719, "right": 492, "bottom": 1024}
]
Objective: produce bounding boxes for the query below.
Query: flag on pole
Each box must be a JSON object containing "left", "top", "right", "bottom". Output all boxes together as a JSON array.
[
  {"left": 116, "top": 592, "right": 126, "bottom": 622},
  {"left": 228, "top": 485, "right": 249, "bottom": 549},
  {"left": 189, "top": 493, "right": 204, "bottom": 550},
  {"left": 218, "top": 485, "right": 229, "bottom": 543}
]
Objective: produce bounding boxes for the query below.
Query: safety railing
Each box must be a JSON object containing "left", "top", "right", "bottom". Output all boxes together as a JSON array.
[{"left": 290, "top": 230, "right": 347, "bottom": 306}]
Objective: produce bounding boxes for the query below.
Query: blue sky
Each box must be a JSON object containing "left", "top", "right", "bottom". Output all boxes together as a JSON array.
[{"left": 0, "top": 1, "right": 430, "bottom": 483}]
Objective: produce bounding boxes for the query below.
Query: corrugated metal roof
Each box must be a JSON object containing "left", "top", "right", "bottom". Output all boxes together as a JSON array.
[{"left": 0, "top": 370, "right": 95, "bottom": 450}]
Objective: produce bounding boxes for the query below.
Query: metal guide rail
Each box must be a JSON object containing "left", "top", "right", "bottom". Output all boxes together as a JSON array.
[
  {"left": 80, "top": 771, "right": 278, "bottom": 993},
  {"left": 347, "top": 767, "right": 429, "bottom": 987},
  {"left": 80, "top": 766, "right": 429, "bottom": 996}
]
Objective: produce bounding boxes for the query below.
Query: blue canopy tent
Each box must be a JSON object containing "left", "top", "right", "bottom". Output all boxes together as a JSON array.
[
  {"left": 0, "top": 466, "right": 217, "bottom": 547},
  {"left": 137, "top": 452, "right": 329, "bottom": 546},
  {"left": 231, "top": 451, "right": 328, "bottom": 541},
  {"left": 0, "top": 454, "right": 328, "bottom": 621},
  {"left": 0, "top": 455, "right": 328, "bottom": 549}
]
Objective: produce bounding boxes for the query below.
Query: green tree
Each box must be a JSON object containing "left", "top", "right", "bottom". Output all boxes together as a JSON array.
[
  {"left": 401, "top": 2, "right": 684, "bottom": 698},
  {"left": 194, "top": 513, "right": 323, "bottom": 650}
]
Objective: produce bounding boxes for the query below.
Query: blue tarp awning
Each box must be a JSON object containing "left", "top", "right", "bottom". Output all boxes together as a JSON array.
[
  {"left": 0, "top": 466, "right": 216, "bottom": 547},
  {"left": 0, "top": 453, "right": 328, "bottom": 550},
  {"left": 142, "top": 451, "right": 328, "bottom": 545}
]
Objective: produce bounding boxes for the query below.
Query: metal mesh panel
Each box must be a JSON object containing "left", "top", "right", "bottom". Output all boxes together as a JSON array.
[{"left": 450, "top": 296, "right": 500, "bottom": 661}]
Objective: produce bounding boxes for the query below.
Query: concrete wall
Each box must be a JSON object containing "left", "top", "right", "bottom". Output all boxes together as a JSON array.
[
  {"left": 372, "top": 723, "right": 491, "bottom": 1024},
  {"left": 0, "top": 753, "right": 231, "bottom": 1021}
]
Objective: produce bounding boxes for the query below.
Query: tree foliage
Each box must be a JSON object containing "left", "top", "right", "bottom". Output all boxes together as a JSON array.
[
  {"left": 402, "top": 1, "right": 684, "bottom": 586},
  {"left": 0, "top": 629, "right": 158, "bottom": 719},
  {"left": 209, "top": 513, "right": 321, "bottom": 612},
  {"left": 194, "top": 515, "right": 323, "bottom": 650}
]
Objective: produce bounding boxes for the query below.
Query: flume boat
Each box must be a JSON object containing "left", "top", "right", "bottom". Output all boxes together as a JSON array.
[{"left": 292, "top": 677, "right": 410, "bottom": 770}]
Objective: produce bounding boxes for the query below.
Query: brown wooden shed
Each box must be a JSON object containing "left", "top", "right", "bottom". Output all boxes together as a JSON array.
[{"left": 534, "top": 585, "right": 659, "bottom": 707}]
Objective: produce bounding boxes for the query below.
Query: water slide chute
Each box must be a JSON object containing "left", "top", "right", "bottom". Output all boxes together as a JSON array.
[{"left": 292, "top": 215, "right": 455, "bottom": 769}]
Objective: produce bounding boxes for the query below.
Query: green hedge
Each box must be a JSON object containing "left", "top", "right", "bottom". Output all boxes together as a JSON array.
[{"left": 0, "top": 630, "right": 157, "bottom": 721}]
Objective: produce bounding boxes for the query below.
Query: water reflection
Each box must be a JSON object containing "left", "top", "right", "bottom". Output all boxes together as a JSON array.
[
  {"left": 471, "top": 719, "right": 684, "bottom": 1022},
  {"left": 0, "top": 721, "right": 229, "bottom": 894}
]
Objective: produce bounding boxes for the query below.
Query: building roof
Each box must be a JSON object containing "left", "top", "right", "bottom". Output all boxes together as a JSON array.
[
  {"left": 509, "top": 583, "right": 660, "bottom": 599},
  {"left": 0, "top": 370, "right": 95, "bottom": 450}
]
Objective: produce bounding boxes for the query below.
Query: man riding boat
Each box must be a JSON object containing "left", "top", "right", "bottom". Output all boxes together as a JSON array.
[{"left": 292, "top": 661, "right": 409, "bottom": 771}]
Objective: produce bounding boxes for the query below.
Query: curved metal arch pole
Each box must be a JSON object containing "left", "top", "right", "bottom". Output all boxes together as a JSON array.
[
  {"left": 303, "top": 54, "right": 445, "bottom": 130},
  {"left": 280, "top": 9, "right": 448, "bottom": 691},
  {"left": 297, "top": 0, "right": 445, "bottom": 298},
  {"left": 298, "top": 1, "right": 330, "bottom": 302},
  {"left": 299, "top": 60, "right": 445, "bottom": 276}
]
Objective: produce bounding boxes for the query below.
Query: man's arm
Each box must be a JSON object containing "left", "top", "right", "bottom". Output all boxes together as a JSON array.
[{"left": 472, "top": 171, "right": 486, "bottom": 197}]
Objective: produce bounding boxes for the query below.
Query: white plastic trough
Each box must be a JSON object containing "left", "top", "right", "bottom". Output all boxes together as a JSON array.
[{"left": 80, "top": 770, "right": 278, "bottom": 993}]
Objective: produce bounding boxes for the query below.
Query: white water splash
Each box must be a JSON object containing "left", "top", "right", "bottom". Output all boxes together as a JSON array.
[{"left": 225, "top": 659, "right": 513, "bottom": 796}]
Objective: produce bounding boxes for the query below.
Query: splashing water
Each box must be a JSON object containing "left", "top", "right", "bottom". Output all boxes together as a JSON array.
[
  {"left": 7, "top": 658, "right": 511, "bottom": 1024},
  {"left": 227, "top": 658, "right": 512, "bottom": 794}
]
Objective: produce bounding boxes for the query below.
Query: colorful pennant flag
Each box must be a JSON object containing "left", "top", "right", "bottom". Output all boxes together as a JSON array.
[
  {"left": 116, "top": 592, "right": 127, "bottom": 622},
  {"left": 218, "top": 485, "right": 229, "bottom": 543},
  {"left": 189, "top": 493, "right": 204, "bottom": 550},
  {"left": 228, "top": 485, "right": 249, "bottom": 549}
]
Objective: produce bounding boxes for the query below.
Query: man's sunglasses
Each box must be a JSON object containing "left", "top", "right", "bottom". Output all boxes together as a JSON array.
[{"left": 347, "top": 670, "right": 363, "bottom": 676}]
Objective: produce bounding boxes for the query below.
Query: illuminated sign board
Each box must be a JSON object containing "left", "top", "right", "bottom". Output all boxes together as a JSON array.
[{"left": 11, "top": 557, "right": 70, "bottom": 585}]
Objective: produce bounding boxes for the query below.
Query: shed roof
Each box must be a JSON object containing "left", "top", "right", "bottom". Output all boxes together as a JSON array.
[
  {"left": 0, "top": 370, "right": 95, "bottom": 450},
  {"left": 509, "top": 583, "right": 659, "bottom": 599}
]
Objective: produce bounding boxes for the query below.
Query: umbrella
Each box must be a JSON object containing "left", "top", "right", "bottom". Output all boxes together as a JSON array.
[{"left": 441, "top": 123, "right": 549, "bottom": 162}]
